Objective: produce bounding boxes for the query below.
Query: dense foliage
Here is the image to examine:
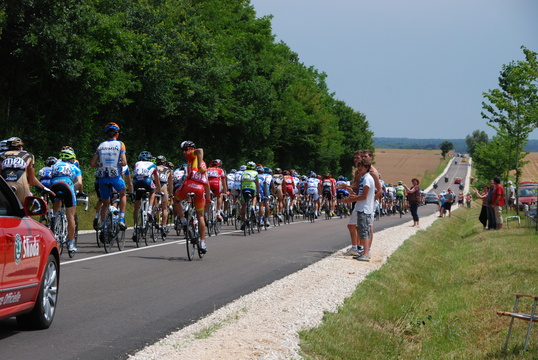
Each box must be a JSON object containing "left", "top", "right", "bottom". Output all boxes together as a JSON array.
[
  {"left": 473, "top": 46, "right": 538, "bottom": 191},
  {"left": 0, "top": 0, "right": 372, "bottom": 176}
]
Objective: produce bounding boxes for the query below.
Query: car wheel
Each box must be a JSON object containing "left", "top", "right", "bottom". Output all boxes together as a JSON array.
[{"left": 17, "top": 254, "right": 59, "bottom": 329}]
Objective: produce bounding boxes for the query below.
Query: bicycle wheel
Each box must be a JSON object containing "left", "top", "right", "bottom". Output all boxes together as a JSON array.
[
  {"left": 186, "top": 212, "right": 198, "bottom": 261},
  {"left": 53, "top": 215, "right": 66, "bottom": 255},
  {"left": 103, "top": 212, "right": 114, "bottom": 253},
  {"left": 234, "top": 203, "right": 241, "bottom": 230},
  {"left": 116, "top": 226, "right": 125, "bottom": 251},
  {"left": 207, "top": 207, "right": 214, "bottom": 238},
  {"left": 145, "top": 216, "right": 155, "bottom": 246},
  {"left": 214, "top": 215, "right": 221, "bottom": 235},
  {"left": 134, "top": 209, "right": 144, "bottom": 248}
]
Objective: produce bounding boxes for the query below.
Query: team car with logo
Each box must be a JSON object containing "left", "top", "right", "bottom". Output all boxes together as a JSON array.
[{"left": 0, "top": 176, "right": 60, "bottom": 329}]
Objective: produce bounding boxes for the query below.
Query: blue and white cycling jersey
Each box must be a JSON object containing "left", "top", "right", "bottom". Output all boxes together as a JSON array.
[
  {"left": 39, "top": 166, "right": 53, "bottom": 188},
  {"left": 133, "top": 161, "right": 158, "bottom": 188},
  {"left": 51, "top": 160, "right": 81, "bottom": 184}
]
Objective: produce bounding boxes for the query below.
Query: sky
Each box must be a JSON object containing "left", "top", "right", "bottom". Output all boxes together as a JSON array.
[{"left": 249, "top": 0, "right": 538, "bottom": 140}]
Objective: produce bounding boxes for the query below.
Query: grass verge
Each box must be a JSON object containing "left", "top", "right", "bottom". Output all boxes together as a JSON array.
[{"left": 299, "top": 206, "right": 538, "bottom": 359}]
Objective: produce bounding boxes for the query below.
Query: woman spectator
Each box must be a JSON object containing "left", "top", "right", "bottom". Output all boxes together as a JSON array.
[
  {"left": 473, "top": 185, "right": 489, "bottom": 230},
  {"left": 404, "top": 178, "right": 421, "bottom": 227}
]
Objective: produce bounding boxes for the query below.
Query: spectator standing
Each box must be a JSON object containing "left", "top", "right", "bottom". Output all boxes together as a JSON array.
[
  {"left": 404, "top": 178, "right": 421, "bottom": 227},
  {"left": 473, "top": 185, "right": 489, "bottom": 229},
  {"left": 506, "top": 180, "right": 515, "bottom": 210},
  {"left": 486, "top": 179, "right": 497, "bottom": 230},
  {"left": 491, "top": 176, "right": 505, "bottom": 230},
  {"left": 442, "top": 188, "right": 455, "bottom": 217},
  {"left": 465, "top": 193, "right": 472, "bottom": 208},
  {"left": 343, "top": 158, "right": 375, "bottom": 262}
]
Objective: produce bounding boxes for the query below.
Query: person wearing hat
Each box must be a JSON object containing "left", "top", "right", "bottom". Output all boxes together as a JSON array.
[
  {"left": 0, "top": 137, "right": 53, "bottom": 203},
  {"left": 506, "top": 180, "right": 515, "bottom": 210}
]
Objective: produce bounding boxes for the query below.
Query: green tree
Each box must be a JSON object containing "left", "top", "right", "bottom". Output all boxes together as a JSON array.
[
  {"left": 481, "top": 46, "right": 538, "bottom": 213},
  {"left": 439, "top": 141, "right": 454, "bottom": 159},
  {"left": 465, "top": 130, "right": 489, "bottom": 157}
]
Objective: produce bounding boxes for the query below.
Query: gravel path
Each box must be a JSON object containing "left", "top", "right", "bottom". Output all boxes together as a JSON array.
[{"left": 129, "top": 213, "right": 438, "bottom": 360}]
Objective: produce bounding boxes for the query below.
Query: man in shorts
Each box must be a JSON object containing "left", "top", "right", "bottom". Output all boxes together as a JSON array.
[{"left": 343, "top": 158, "right": 375, "bottom": 261}]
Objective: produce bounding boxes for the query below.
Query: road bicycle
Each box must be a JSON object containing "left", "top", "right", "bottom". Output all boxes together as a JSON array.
[
  {"left": 321, "top": 197, "right": 331, "bottom": 220},
  {"left": 151, "top": 193, "right": 170, "bottom": 241},
  {"left": 306, "top": 194, "right": 316, "bottom": 223},
  {"left": 100, "top": 199, "right": 125, "bottom": 253},
  {"left": 283, "top": 194, "right": 293, "bottom": 224},
  {"left": 242, "top": 193, "right": 258, "bottom": 236},
  {"left": 52, "top": 191, "right": 85, "bottom": 258},
  {"left": 269, "top": 195, "right": 282, "bottom": 227},
  {"left": 206, "top": 192, "right": 221, "bottom": 237},
  {"left": 185, "top": 192, "right": 204, "bottom": 260},
  {"left": 132, "top": 188, "right": 155, "bottom": 247}
]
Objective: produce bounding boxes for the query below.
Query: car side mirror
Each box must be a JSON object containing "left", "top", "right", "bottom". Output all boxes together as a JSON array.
[{"left": 23, "top": 196, "right": 48, "bottom": 217}]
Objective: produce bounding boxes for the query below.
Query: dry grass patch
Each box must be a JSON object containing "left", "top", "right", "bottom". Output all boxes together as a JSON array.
[{"left": 374, "top": 149, "right": 448, "bottom": 186}]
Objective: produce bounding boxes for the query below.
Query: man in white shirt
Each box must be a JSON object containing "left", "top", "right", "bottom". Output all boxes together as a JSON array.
[{"left": 343, "top": 158, "right": 375, "bottom": 262}]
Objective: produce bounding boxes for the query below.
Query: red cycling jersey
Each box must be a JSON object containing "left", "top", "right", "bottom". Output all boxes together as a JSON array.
[{"left": 207, "top": 166, "right": 225, "bottom": 196}]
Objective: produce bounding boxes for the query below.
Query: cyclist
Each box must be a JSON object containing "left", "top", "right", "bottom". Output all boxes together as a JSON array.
[
  {"left": 240, "top": 161, "right": 260, "bottom": 230},
  {"left": 172, "top": 163, "right": 187, "bottom": 230},
  {"left": 132, "top": 151, "right": 162, "bottom": 240},
  {"left": 305, "top": 171, "right": 321, "bottom": 217},
  {"left": 38, "top": 157, "right": 57, "bottom": 189},
  {"left": 91, "top": 122, "right": 128, "bottom": 230},
  {"left": 156, "top": 155, "right": 174, "bottom": 238},
  {"left": 207, "top": 159, "right": 227, "bottom": 220},
  {"left": 336, "top": 175, "right": 350, "bottom": 215},
  {"left": 321, "top": 173, "right": 336, "bottom": 217},
  {"left": 0, "top": 137, "right": 53, "bottom": 203},
  {"left": 283, "top": 170, "right": 297, "bottom": 217},
  {"left": 50, "top": 148, "right": 84, "bottom": 252},
  {"left": 271, "top": 167, "right": 284, "bottom": 221},
  {"left": 174, "top": 141, "right": 208, "bottom": 252},
  {"left": 395, "top": 181, "right": 406, "bottom": 213},
  {"left": 257, "top": 165, "right": 271, "bottom": 227}
]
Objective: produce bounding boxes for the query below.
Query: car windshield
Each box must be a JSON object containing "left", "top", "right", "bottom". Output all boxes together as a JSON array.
[{"left": 519, "top": 188, "right": 537, "bottom": 197}]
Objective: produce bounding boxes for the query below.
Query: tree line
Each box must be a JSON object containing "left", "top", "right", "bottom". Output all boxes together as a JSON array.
[
  {"left": 466, "top": 46, "right": 538, "bottom": 204},
  {"left": 0, "top": 0, "right": 373, "bottom": 177}
]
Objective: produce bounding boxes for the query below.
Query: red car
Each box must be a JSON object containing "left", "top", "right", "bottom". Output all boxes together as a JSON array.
[
  {"left": 454, "top": 177, "right": 463, "bottom": 184},
  {"left": 0, "top": 177, "right": 60, "bottom": 329},
  {"left": 518, "top": 182, "right": 538, "bottom": 210}
]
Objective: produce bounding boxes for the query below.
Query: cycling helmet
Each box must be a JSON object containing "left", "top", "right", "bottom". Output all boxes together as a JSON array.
[
  {"left": 105, "top": 122, "right": 120, "bottom": 133},
  {"left": 180, "top": 140, "right": 195, "bottom": 150},
  {"left": 317, "top": 175, "right": 322, "bottom": 179},
  {"left": 398, "top": 181, "right": 403, "bottom": 185},
  {"left": 255, "top": 165, "right": 264, "bottom": 174},
  {"left": 309, "top": 171, "right": 316, "bottom": 178},
  {"left": 264, "top": 166, "right": 272, "bottom": 174},
  {"left": 166, "top": 161, "right": 174, "bottom": 169},
  {"left": 274, "top": 168, "right": 282, "bottom": 174},
  {"left": 246, "top": 161, "right": 256, "bottom": 170},
  {"left": 0, "top": 140, "right": 7, "bottom": 151},
  {"left": 7, "top": 137, "right": 23, "bottom": 149},
  {"left": 62, "top": 145, "right": 74, "bottom": 151},
  {"left": 150, "top": 156, "right": 156, "bottom": 164},
  {"left": 230, "top": 169, "right": 237, "bottom": 174},
  {"left": 338, "top": 175, "right": 344, "bottom": 181},
  {"left": 156, "top": 155, "right": 167, "bottom": 165},
  {"left": 239, "top": 165, "right": 247, "bottom": 171},
  {"left": 301, "top": 175, "right": 307, "bottom": 181},
  {"left": 291, "top": 170, "right": 298, "bottom": 177},
  {"left": 283, "top": 170, "right": 290, "bottom": 175},
  {"left": 46, "top": 156, "right": 58, "bottom": 166},
  {"left": 210, "top": 159, "right": 222, "bottom": 167},
  {"left": 59, "top": 149, "right": 76, "bottom": 160},
  {"left": 325, "top": 173, "right": 332, "bottom": 178},
  {"left": 138, "top": 151, "right": 152, "bottom": 161}
]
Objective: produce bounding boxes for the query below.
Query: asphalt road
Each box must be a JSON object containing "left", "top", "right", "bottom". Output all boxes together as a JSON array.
[{"left": 0, "top": 158, "right": 469, "bottom": 359}]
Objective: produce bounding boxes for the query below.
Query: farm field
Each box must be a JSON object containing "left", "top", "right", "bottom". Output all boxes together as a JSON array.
[
  {"left": 520, "top": 151, "right": 538, "bottom": 182},
  {"left": 373, "top": 148, "right": 446, "bottom": 186}
]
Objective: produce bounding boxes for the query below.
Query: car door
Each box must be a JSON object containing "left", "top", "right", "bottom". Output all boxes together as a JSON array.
[{"left": 0, "top": 187, "right": 42, "bottom": 311}]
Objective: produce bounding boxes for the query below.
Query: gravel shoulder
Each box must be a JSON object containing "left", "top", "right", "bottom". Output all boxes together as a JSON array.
[{"left": 129, "top": 213, "right": 439, "bottom": 360}]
